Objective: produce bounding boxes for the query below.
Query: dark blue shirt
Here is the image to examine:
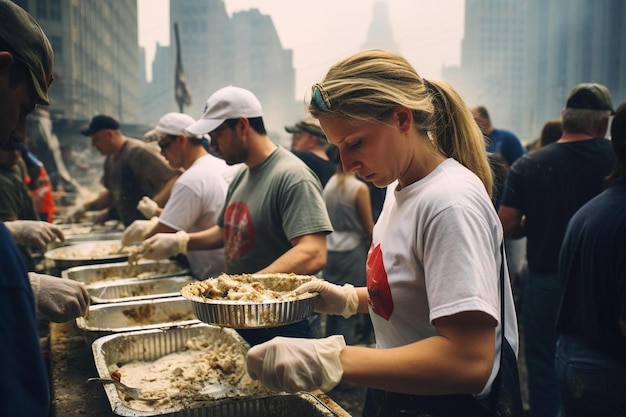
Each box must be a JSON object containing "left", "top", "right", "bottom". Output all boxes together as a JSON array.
[
  {"left": 487, "top": 128, "right": 525, "bottom": 167},
  {"left": 556, "top": 182, "right": 626, "bottom": 361},
  {"left": 0, "top": 222, "right": 49, "bottom": 415}
]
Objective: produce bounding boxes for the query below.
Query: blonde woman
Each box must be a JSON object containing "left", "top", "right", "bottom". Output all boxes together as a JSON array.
[{"left": 246, "top": 50, "right": 522, "bottom": 417}]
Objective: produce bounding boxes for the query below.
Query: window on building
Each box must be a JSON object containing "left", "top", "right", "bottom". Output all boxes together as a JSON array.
[
  {"left": 49, "top": 36, "right": 62, "bottom": 63},
  {"left": 36, "top": 0, "right": 48, "bottom": 19},
  {"left": 50, "top": 0, "right": 62, "bottom": 22}
]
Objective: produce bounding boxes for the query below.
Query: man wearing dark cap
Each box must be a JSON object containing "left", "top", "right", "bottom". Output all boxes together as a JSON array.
[
  {"left": 498, "top": 83, "right": 616, "bottom": 417},
  {"left": 285, "top": 116, "right": 335, "bottom": 187},
  {"left": 0, "top": 1, "right": 90, "bottom": 415},
  {"left": 65, "top": 114, "right": 180, "bottom": 226}
]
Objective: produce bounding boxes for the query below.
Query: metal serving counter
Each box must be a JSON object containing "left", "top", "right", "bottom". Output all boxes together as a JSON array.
[{"left": 49, "top": 321, "right": 351, "bottom": 417}]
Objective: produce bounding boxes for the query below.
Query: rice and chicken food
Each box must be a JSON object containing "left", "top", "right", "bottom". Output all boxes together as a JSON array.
[{"left": 181, "top": 273, "right": 319, "bottom": 328}]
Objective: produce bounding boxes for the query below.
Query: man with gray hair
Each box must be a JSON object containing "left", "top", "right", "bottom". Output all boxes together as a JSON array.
[
  {"left": 498, "top": 83, "right": 616, "bottom": 417},
  {"left": 0, "top": 1, "right": 90, "bottom": 414}
]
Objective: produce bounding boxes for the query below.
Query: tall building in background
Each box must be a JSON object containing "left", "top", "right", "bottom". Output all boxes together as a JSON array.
[
  {"left": 12, "top": 0, "right": 141, "bottom": 123},
  {"left": 362, "top": 1, "right": 398, "bottom": 52},
  {"left": 444, "top": 0, "right": 625, "bottom": 140},
  {"left": 142, "top": 0, "right": 296, "bottom": 141}
]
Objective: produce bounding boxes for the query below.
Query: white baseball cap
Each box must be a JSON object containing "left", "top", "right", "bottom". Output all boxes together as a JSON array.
[
  {"left": 185, "top": 86, "right": 263, "bottom": 136},
  {"left": 143, "top": 112, "right": 195, "bottom": 142}
]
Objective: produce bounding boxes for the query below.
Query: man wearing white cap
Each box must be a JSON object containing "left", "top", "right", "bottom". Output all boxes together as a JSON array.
[
  {"left": 141, "top": 86, "right": 333, "bottom": 345},
  {"left": 122, "top": 112, "right": 235, "bottom": 279}
]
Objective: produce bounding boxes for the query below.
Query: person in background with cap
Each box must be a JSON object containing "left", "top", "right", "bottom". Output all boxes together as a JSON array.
[
  {"left": 140, "top": 85, "right": 333, "bottom": 346},
  {"left": 0, "top": 1, "right": 90, "bottom": 415},
  {"left": 498, "top": 82, "right": 616, "bottom": 417},
  {"left": 121, "top": 112, "right": 236, "bottom": 279},
  {"left": 64, "top": 114, "right": 180, "bottom": 226},
  {"left": 554, "top": 101, "right": 626, "bottom": 417},
  {"left": 285, "top": 116, "right": 335, "bottom": 187}
]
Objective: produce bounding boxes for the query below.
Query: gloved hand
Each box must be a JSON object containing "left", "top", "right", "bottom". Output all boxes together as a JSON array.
[
  {"left": 137, "top": 196, "right": 159, "bottom": 219},
  {"left": 121, "top": 217, "right": 159, "bottom": 246},
  {"left": 4, "top": 220, "right": 65, "bottom": 249},
  {"left": 64, "top": 204, "right": 86, "bottom": 223},
  {"left": 29, "top": 272, "right": 90, "bottom": 323},
  {"left": 295, "top": 280, "right": 359, "bottom": 319},
  {"left": 140, "top": 230, "right": 189, "bottom": 260},
  {"left": 246, "top": 335, "right": 346, "bottom": 392}
]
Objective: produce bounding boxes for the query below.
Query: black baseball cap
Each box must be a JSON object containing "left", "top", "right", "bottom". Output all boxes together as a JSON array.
[
  {"left": 81, "top": 115, "right": 120, "bottom": 136},
  {"left": 565, "top": 83, "right": 614, "bottom": 113}
]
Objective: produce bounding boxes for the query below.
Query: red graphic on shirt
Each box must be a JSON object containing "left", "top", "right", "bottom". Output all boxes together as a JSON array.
[
  {"left": 367, "top": 244, "right": 393, "bottom": 320},
  {"left": 223, "top": 202, "right": 255, "bottom": 262}
]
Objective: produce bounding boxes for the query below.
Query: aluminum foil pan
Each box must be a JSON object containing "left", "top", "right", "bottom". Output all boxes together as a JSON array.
[
  {"left": 45, "top": 240, "right": 127, "bottom": 270},
  {"left": 76, "top": 296, "right": 200, "bottom": 344},
  {"left": 87, "top": 275, "right": 197, "bottom": 304},
  {"left": 91, "top": 325, "right": 343, "bottom": 417},
  {"left": 180, "top": 273, "right": 318, "bottom": 329},
  {"left": 62, "top": 259, "right": 190, "bottom": 285}
]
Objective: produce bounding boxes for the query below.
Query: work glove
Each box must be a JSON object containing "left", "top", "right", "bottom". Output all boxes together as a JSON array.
[
  {"left": 140, "top": 230, "right": 189, "bottom": 260},
  {"left": 137, "top": 196, "right": 159, "bottom": 219},
  {"left": 246, "top": 335, "right": 346, "bottom": 393},
  {"left": 29, "top": 272, "right": 90, "bottom": 323},
  {"left": 295, "top": 281, "right": 359, "bottom": 319},
  {"left": 64, "top": 204, "right": 86, "bottom": 224},
  {"left": 121, "top": 217, "right": 159, "bottom": 246},
  {"left": 5, "top": 220, "right": 65, "bottom": 249}
]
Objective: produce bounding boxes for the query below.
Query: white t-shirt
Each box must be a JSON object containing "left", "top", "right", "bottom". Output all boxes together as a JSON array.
[
  {"left": 367, "top": 158, "right": 518, "bottom": 397},
  {"left": 159, "top": 154, "right": 230, "bottom": 279}
]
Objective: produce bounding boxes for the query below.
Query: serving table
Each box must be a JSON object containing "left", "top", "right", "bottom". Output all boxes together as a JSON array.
[{"left": 48, "top": 321, "right": 350, "bottom": 417}]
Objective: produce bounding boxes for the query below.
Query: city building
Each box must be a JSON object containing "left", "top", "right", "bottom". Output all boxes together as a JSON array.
[
  {"left": 13, "top": 0, "right": 141, "bottom": 123},
  {"left": 444, "top": 0, "right": 625, "bottom": 141},
  {"left": 142, "top": 0, "right": 297, "bottom": 143}
]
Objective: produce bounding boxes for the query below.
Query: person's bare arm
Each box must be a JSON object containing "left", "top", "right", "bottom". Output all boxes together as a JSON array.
[
  {"left": 340, "top": 311, "right": 497, "bottom": 395},
  {"left": 186, "top": 225, "right": 225, "bottom": 251},
  {"left": 152, "top": 174, "right": 180, "bottom": 207},
  {"left": 620, "top": 320, "right": 626, "bottom": 338},
  {"left": 143, "top": 221, "right": 177, "bottom": 240},
  {"left": 84, "top": 188, "right": 113, "bottom": 212},
  {"left": 498, "top": 205, "right": 525, "bottom": 239},
  {"left": 256, "top": 233, "right": 327, "bottom": 275}
]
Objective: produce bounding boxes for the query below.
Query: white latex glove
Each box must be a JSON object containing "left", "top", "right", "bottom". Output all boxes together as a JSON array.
[
  {"left": 121, "top": 217, "right": 159, "bottom": 246},
  {"left": 64, "top": 204, "right": 86, "bottom": 224},
  {"left": 29, "top": 272, "right": 90, "bottom": 323},
  {"left": 137, "top": 196, "right": 159, "bottom": 219},
  {"left": 247, "top": 335, "right": 346, "bottom": 393},
  {"left": 140, "top": 230, "right": 189, "bottom": 259},
  {"left": 5, "top": 220, "right": 65, "bottom": 249},
  {"left": 296, "top": 281, "right": 359, "bottom": 319}
]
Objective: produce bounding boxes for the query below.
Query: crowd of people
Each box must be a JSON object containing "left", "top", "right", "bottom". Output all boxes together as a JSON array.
[{"left": 1, "top": 2, "right": 624, "bottom": 417}]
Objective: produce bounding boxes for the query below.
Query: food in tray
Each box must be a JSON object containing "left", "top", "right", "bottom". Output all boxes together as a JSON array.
[
  {"left": 108, "top": 334, "right": 271, "bottom": 411},
  {"left": 121, "top": 304, "right": 195, "bottom": 325},
  {"left": 181, "top": 273, "right": 318, "bottom": 303},
  {"left": 48, "top": 241, "right": 123, "bottom": 260}
]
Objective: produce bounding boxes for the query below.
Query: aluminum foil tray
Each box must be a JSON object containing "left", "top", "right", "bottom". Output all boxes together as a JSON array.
[
  {"left": 91, "top": 325, "right": 343, "bottom": 416},
  {"left": 76, "top": 296, "right": 200, "bottom": 344},
  {"left": 181, "top": 274, "right": 318, "bottom": 329},
  {"left": 62, "top": 259, "right": 190, "bottom": 285},
  {"left": 45, "top": 240, "right": 127, "bottom": 270},
  {"left": 87, "top": 275, "right": 197, "bottom": 304}
]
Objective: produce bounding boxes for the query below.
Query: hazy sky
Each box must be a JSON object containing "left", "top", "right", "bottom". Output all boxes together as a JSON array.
[{"left": 138, "top": 0, "right": 465, "bottom": 98}]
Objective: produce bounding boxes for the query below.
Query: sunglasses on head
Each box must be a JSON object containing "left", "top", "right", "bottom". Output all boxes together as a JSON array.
[
  {"left": 311, "top": 83, "right": 331, "bottom": 112},
  {"left": 158, "top": 136, "right": 177, "bottom": 152}
]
